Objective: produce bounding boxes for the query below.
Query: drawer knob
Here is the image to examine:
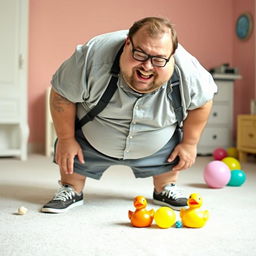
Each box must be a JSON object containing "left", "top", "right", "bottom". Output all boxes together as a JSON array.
[
  {"left": 248, "top": 133, "right": 254, "bottom": 138},
  {"left": 212, "top": 135, "right": 217, "bottom": 140},
  {"left": 213, "top": 112, "right": 218, "bottom": 117}
]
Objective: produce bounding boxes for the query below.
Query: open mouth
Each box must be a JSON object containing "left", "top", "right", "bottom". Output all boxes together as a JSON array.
[{"left": 136, "top": 69, "right": 154, "bottom": 80}]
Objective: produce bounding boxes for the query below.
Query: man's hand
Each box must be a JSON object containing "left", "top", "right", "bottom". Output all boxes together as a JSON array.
[
  {"left": 50, "top": 89, "right": 83, "bottom": 174},
  {"left": 55, "top": 137, "right": 84, "bottom": 175},
  {"left": 167, "top": 143, "right": 197, "bottom": 171},
  {"left": 168, "top": 100, "right": 213, "bottom": 171}
]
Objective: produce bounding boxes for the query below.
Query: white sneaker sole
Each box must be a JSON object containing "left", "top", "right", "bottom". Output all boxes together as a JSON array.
[
  {"left": 41, "top": 200, "right": 84, "bottom": 214},
  {"left": 153, "top": 199, "right": 187, "bottom": 211}
]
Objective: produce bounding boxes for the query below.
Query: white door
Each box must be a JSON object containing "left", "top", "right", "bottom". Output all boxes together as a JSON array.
[{"left": 0, "top": 0, "right": 29, "bottom": 160}]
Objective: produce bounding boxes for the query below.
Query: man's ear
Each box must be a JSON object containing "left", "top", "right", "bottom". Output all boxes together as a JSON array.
[{"left": 125, "top": 37, "right": 131, "bottom": 46}]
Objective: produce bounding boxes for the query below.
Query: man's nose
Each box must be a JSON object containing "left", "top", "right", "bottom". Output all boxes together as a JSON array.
[{"left": 142, "top": 58, "right": 154, "bottom": 70}]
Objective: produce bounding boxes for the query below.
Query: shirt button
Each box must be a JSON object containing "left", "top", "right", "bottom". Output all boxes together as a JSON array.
[{"left": 129, "top": 135, "right": 133, "bottom": 139}]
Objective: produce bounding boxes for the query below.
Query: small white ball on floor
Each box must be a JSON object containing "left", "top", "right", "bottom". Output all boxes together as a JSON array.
[{"left": 17, "top": 206, "right": 28, "bottom": 215}]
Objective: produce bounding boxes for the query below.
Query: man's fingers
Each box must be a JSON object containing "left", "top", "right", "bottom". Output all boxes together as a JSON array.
[
  {"left": 60, "top": 157, "right": 68, "bottom": 174},
  {"left": 67, "top": 157, "right": 74, "bottom": 174},
  {"left": 168, "top": 151, "right": 178, "bottom": 162},
  {"left": 77, "top": 150, "right": 85, "bottom": 164}
]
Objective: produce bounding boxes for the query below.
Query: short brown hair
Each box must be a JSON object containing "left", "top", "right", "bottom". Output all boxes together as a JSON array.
[{"left": 128, "top": 17, "right": 178, "bottom": 55}]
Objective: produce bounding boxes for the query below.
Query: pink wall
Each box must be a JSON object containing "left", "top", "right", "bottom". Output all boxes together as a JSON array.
[
  {"left": 233, "top": 0, "right": 255, "bottom": 116},
  {"left": 28, "top": 0, "right": 254, "bottom": 151}
]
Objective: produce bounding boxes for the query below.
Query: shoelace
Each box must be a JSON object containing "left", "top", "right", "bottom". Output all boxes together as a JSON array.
[
  {"left": 53, "top": 186, "right": 75, "bottom": 202},
  {"left": 161, "top": 184, "right": 184, "bottom": 200}
]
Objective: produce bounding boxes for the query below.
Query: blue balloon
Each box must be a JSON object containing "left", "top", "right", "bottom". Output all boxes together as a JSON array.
[{"left": 227, "top": 169, "right": 246, "bottom": 186}]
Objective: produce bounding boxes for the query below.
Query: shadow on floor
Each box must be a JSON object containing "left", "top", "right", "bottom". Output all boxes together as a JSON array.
[{"left": 0, "top": 183, "right": 134, "bottom": 205}]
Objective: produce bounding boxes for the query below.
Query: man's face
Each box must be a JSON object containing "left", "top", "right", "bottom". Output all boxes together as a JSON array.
[{"left": 120, "top": 26, "right": 174, "bottom": 94}]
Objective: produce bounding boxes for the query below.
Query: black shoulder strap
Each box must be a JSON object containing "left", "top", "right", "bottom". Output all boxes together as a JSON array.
[
  {"left": 75, "top": 44, "right": 124, "bottom": 130},
  {"left": 76, "top": 45, "right": 184, "bottom": 130},
  {"left": 168, "top": 69, "right": 184, "bottom": 128}
]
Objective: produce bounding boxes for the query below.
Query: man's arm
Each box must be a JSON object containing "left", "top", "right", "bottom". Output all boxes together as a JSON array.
[
  {"left": 50, "top": 88, "right": 84, "bottom": 174},
  {"left": 168, "top": 100, "right": 213, "bottom": 171}
]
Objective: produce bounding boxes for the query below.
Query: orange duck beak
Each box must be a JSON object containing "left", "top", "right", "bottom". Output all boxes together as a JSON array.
[{"left": 134, "top": 196, "right": 147, "bottom": 209}]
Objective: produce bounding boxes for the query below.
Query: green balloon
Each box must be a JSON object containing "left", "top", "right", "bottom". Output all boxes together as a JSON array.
[{"left": 227, "top": 170, "right": 246, "bottom": 186}]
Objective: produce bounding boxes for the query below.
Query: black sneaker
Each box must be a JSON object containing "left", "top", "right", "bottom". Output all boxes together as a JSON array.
[
  {"left": 153, "top": 184, "right": 188, "bottom": 211},
  {"left": 41, "top": 183, "right": 84, "bottom": 213}
]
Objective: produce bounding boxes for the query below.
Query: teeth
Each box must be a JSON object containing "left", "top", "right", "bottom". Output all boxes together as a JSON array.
[
  {"left": 141, "top": 74, "right": 150, "bottom": 79},
  {"left": 139, "top": 70, "right": 153, "bottom": 76},
  {"left": 137, "top": 70, "right": 153, "bottom": 79}
]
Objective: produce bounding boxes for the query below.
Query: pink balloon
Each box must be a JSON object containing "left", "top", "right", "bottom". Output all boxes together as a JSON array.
[
  {"left": 204, "top": 161, "right": 231, "bottom": 188},
  {"left": 213, "top": 148, "right": 227, "bottom": 160}
]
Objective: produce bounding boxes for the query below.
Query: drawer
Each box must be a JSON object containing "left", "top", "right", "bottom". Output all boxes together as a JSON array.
[
  {"left": 0, "top": 100, "right": 20, "bottom": 120},
  {"left": 213, "top": 82, "right": 232, "bottom": 102},
  {"left": 240, "top": 126, "right": 256, "bottom": 148},
  {"left": 240, "top": 119, "right": 256, "bottom": 127},
  {"left": 199, "top": 127, "right": 231, "bottom": 147},
  {"left": 208, "top": 105, "right": 230, "bottom": 124}
]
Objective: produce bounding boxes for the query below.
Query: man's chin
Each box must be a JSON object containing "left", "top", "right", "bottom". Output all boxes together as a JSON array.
[
  {"left": 122, "top": 74, "right": 160, "bottom": 94},
  {"left": 130, "top": 83, "right": 159, "bottom": 94}
]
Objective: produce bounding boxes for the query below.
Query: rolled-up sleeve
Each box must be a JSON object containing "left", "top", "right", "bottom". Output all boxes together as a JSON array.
[
  {"left": 51, "top": 44, "right": 90, "bottom": 103},
  {"left": 174, "top": 44, "right": 218, "bottom": 110}
]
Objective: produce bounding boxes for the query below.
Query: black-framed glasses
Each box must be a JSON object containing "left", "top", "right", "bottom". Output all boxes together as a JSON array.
[{"left": 130, "top": 37, "right": 171, "bottom": 68}]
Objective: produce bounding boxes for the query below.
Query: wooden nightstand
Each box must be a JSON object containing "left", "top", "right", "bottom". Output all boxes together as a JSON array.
[{"left": 237, "top": 115, "right": 256, "bottom": 161}]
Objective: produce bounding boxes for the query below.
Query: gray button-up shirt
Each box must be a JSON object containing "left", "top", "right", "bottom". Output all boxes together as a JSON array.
[{"left": 51, "top": 30, "right": 217, "bottom": 159}]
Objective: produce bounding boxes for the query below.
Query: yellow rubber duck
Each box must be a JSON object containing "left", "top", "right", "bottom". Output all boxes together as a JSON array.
[
  {"left": 128, "top": 196, "right": 154, "bottom": 228},
  {"left": 180, "top": 193, "right": 209, "bottom": 228}
]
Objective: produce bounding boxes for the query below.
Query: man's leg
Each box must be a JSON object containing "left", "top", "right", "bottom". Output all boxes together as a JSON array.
[
  {"left": 60, "top": 170, "right": 86, "bottom": 193},
  {"left": 153, "top": 169, "right": 179, "bottom": 193},
  {"left": 153, "top": 170, "right": 187, "bottom": 210},
  {"left": 41, "top": 170, "right": 86, "bottom": 213}
]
